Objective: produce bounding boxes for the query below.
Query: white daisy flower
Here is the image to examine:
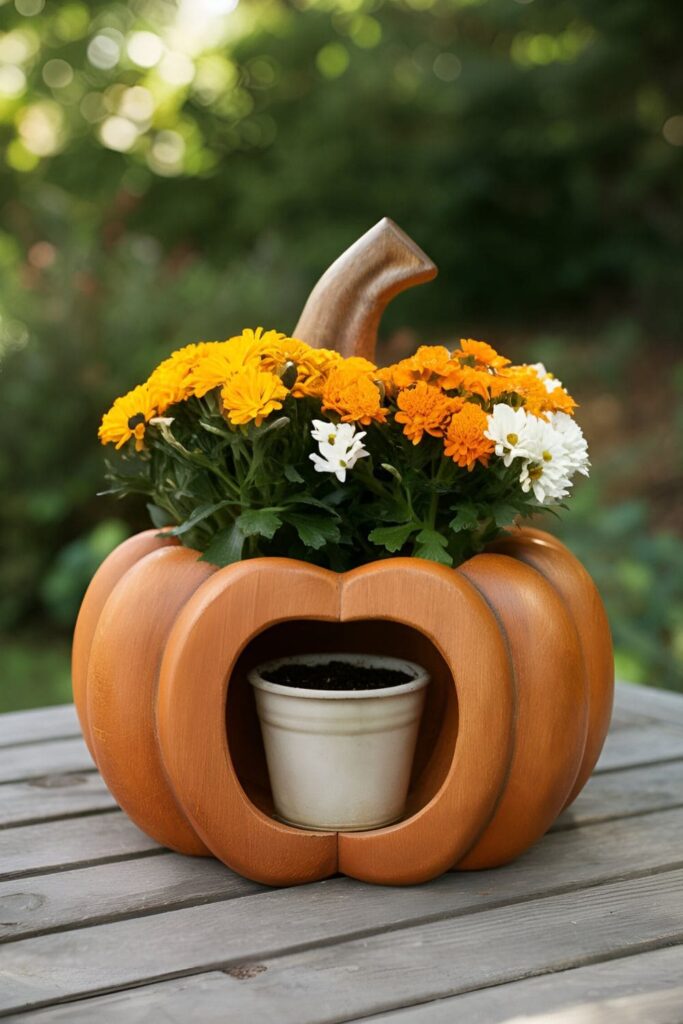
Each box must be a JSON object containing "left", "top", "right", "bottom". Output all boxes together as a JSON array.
[
  {"left": 549, "top": 411, "right": 590, "bottom": 477},
  {"left": 309, "top": 421, "right": 368, "bottom": 483},
  {"left": 517, "top": 415, "right": 575, "bottom": 504},
  {"left": 529, "top": 362, "right": 563, "bottom": 394},
  {"left": 485, "top": 404, "right": 534, "bottom": 466},
  {"left": 310, "top": 420, "right": 359, "bottom": 448}
]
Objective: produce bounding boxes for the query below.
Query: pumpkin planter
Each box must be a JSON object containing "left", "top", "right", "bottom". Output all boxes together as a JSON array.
[{"left": 73, "top": 219, "right": 613, "bottom": 887}]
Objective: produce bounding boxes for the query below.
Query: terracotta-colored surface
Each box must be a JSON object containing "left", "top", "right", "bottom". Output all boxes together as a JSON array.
[
  {"left": 491, "top": 527, "right": 614, "bottom": 808},
  {"left": 71, "top": 529, "right": 176, "bottom": 759},
  {"left": 456, "top": 552, "right": 587, "bottom": 869},
  {"left": 87, "top": 546, "right": 215, "bottom": 855},
  {"left": 73, "top": 221, "right": 613, "bottom": 885}
]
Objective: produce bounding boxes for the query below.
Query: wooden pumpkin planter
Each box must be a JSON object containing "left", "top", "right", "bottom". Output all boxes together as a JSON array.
[{"left": 73, "top": 220, "right": 613, "bottom": 887}]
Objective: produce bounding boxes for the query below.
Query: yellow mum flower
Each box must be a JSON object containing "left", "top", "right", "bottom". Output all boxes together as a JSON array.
[
  {"left": 221, "top": 365, "right": 288, "bottom": 426},
  {"left": 395, "top": 382, "right": 462, "bottom": 445},
  {"left": 443, "top": 403, "right": 494, "bottom": 470},
  {"left": 290, "top": 347, "right": 343, "bottom": 399},
  {"left": 98, "top": 383, "right": 157, "bottom": 451},
  {"left": 189, "top": 328, "right": 285, "bottom": 398},
  {"left": 322, "top": 364, "right": 388, "bottom": 425},
  {"left": 148, "top": 342, "right": 215, "bottom": 413}
]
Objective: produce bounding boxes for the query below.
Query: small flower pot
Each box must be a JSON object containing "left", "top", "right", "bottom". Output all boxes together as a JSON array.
[{"left": 248, "top": 653, "right": 430, "bottom": 832}]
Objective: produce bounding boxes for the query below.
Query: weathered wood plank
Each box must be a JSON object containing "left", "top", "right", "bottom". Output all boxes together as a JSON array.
[
  {"left": 595, "top": 722, "right": 683, "bottom": 773},
  {"left": 0, "top": 813, "right": 160, "bottom": 879},
  {"left": 615, "top": 682, "right": 683, "bottom": 727},
  {"left": 0, "top": 774, "right": 115, "bottom": 829},
  {"left": 2, "top": 804, "right": 683, "bottom": 944},
  {"left": 0, "top": 706, "right": 79, "bottom": 750},
  {"left": 0, "top": 739, "right": 94, "bottom": 784},
  {"left": 554, "top": 759, "right": 683, "bottom": 830},
  {"left": 359, "top": 945, "right": 683, "bottom": 1023},
  {"left": 0, "top": 854, "right": 262, "bottom": 943},
  {"left": 9, "top": 945, "right": 683, "bottom": 1024},
  {"left": 2, "top": 868, "right": 682, "bottom": 1018}
]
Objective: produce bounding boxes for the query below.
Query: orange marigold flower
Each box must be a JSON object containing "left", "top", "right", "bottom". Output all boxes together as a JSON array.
[
  {"left": 383, "top": 346, "right": 451, "bottom": 390},
  {"left": 542, "top": 386, "right": 577, "bottom": 416},
  {"left": 322, "top": 364, "right": 388, "bottom": 425},
  {"left": 221, "top": 365, "right": 288, "bottom": 426},
  {"left": 443, "top": 402, "right": 494, "bottom": 471},
  {"left": 455, "top": 338, "right": 510, "bottom": 369},
  {"left": 395, "top": 382, "right": 461, "bottom": 445},
  {"left": 98, "top": 383, "right": 157, "bottom": 451},
  {"left": 497, "top": 366, "right": 550, "bottom": 416}
]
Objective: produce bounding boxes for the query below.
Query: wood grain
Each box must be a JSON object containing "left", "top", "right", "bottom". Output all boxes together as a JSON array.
[
  {"left": 0, "top": 774, "right": 115, "bottom": 829},
  {"left": 0, "top": 739, "right": 93, "bottom": 784},
  {"left": 158, "top": 558, "right": 341, "bottom": 886},
  {"left": 87, "top": 546, "right": 215, "bottom": 855},
  {"left": 1, "top": 866, "right": 681, "bottom": 1016},
  {"left": 293, "top": 218, "right": 437, "bottom": 361},
  {"left": 71, "top": 529, "right": 176, "bottom": 759},
  {"left": 491, "top": 527, "right": 614, "bottom": 808},
  {"left": 456, "top": 553, "right": 587, "bottom": 869},
  {"left": 0, "top": 853, "right": 261, "bottom": 942},
  {"left": 337, "top": 558, "right": 514, "bottom": 884},
  {"left": 351, "top": 946, "right": 683, "bottom": 1024},
  {"left": 0, "top": 813, "right": 160, "bottom": 879},
  {"left": 12, "top": 947, "right": 683, "bottom": 1024},
  {"left": 0, "top": 706, "right": 79, "bottom": 749}
]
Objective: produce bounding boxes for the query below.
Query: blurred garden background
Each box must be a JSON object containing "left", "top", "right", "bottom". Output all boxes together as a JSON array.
[{"left": 0, "top": 0, "right": 681, "bottom": 711}]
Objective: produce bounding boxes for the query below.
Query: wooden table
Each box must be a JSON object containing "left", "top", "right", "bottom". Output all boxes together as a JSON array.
[{"left": 1, "top": 681, "right": 682, "bottom": 1022}]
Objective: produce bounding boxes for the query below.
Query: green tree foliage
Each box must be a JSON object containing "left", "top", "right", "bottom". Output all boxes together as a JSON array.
[{"left": 0, "top": 0, "right": 681, "bottom": 704}]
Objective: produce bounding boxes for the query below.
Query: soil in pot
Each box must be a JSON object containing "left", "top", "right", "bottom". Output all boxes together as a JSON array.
[{"left": 261, "top": 659, "right": 413, "bottom": 692}]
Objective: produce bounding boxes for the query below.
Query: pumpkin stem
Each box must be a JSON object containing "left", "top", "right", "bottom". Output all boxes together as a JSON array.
[{"left": 292, "top": 217, "right": 438, "bottom": 362}]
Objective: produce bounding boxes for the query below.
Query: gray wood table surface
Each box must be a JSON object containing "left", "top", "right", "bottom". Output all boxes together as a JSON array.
[{"left": 0, "top": 682, "right": 682, "bottom": 1023}]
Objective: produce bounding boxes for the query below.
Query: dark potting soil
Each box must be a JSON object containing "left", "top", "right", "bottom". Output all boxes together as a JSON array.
[{"left": 262, "top": 660, "right": 413, "bottom": 692}]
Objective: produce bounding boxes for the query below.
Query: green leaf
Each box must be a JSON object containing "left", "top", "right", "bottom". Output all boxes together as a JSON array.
[
  {"left": 146, "top": 503, "right": 174, "bottom": 529},
  {"left": 414, "top": 528, "right": 453, "bottom": 566},
  {"left": 236, "top": 508, "right": 283, "bottom": 540},
  {"left": 200, "top": 522, "right": 245, "bottom": 566},
  {"left": 491, "top": 503, "right": 521, "bottom": 527},
  {"left": 284, "top": 495, "right": 341, "bottom": 517},
  {"left": 283, "top": 464, "right": 304, "bottom": 484},
  {"left": 449, "top": 503, "right": 480, "bottom": 532},
  {"left": 285, "top": 513, "right": 341, "bottom": 550},
  {"left": 170, "top": 500, "right": 233, "bottom": 537},
  {"left": 368, "top": 522, "right": 415, "bottom": 553}
]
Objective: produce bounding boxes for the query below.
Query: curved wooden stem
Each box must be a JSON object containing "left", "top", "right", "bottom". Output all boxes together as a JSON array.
[{"left": 292, "top": 217, "right": 437, "bottom": 362}]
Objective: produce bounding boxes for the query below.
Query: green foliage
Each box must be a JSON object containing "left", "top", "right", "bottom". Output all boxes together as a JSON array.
[{"left": 0, "top": 0, "right": 681, "bottom": 707}]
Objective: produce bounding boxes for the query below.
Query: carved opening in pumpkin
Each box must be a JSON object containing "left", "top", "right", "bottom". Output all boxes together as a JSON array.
[{"left": 226, "top": 619, "right": 458, "bottom": 830}]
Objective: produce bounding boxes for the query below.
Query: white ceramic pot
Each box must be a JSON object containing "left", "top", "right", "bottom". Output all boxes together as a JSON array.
[{"left": 248, "top": 653, "right": 430, "bottom": 832}]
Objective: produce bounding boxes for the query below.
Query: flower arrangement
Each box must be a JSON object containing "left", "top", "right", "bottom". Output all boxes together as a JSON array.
[{"left": 99, "top": 328, "right": 589, "bottom": 569}]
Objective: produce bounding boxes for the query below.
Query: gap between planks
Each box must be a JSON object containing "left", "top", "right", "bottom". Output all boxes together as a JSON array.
[
  {"left": 1, "top": 868, "right": 682, "bottom": 1019},
  {"left": 8, "top": 944, "right": 683, "bottom": 1024}
]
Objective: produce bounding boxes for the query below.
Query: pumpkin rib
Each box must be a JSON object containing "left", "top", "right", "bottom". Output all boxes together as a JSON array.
[
  {"left": 455, "top": 553, "right": 587, "bottom": 870},
  {"left": 337, "top": 558, "right": 516, "bottom": 885},
  {"left": 492, "top": 528, "right": 614, "bottom": 808},
  {"left": 87, "top": 545, "right": 214, "bottom": 855},
  {"left": 72, "top": 529, "right": 177, "bottom": 760},
  {"left": 158, "top": 558, "right": 341, "bottom": 887}
]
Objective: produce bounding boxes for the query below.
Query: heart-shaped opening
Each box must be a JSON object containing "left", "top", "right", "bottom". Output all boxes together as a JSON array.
[{"left": 226, "top": 618, "right": 458, "bottom": 829}]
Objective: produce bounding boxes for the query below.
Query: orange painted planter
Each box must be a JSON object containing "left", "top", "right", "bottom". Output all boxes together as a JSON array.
[{"left": 72, "top": 220, "right": 613, "bottom": 886}]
